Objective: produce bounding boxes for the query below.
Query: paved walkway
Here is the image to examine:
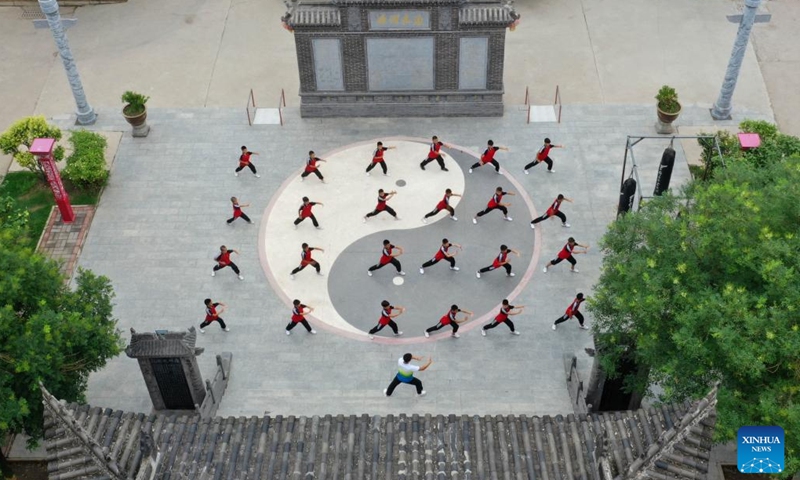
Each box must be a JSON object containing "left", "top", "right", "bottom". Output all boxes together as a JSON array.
[
  {"left": 49, "top": 102, "right": 769, "bottom": 417},
  {"left": 36, "top": 205, "right": 95, "bottom": 279}
]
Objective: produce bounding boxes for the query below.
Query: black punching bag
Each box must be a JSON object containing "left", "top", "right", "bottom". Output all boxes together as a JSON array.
[
  {"left": 653, "top": 147, "right": 676, "bottom": 196},
  {"left": 618, "top": 177, "right": 637, "bottom": 215}
]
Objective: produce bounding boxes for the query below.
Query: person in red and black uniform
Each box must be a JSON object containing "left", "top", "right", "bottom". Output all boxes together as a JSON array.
[
  {"left": 530, "top": 194, "right": 572, "bottom": 229},
  {"left": 290, "top": 243, "right": 325, "bottom": 278},
  {"left": 542, "top": 237, "right": 589, "bottom": 273},
  {"left": 364, "top": 189, "right": 399, "bottom": 222},
  {"left": 553, "top": 293, "right": 588, "bottom": 330},
  {"left": 422, "top": 188, "right": 461, "bottom": 223},
  {"left": 481, "top": 299, "right": 525, "bottom": 336},
  {"left": 294, "top": 197, "right": 324, "bottom": 229},
  {"left": 524, "top": 137, "right": 563, "bottom": 174},
  {"left": 368, "top": 239, "right": 406, "bottom": 276},
  {"left": 235, "top": 146, "right": 260, "bottom": 177},
  {"left": 476, "top": 244, "right": 520, "bottom": 278},
  {"left": 212, "top": 245, "right": 244, "bottom": 280},
  {"left": 365, "top": 141, "right": 396, "bottom": 176},
  {"left": 300, "top": 151, "right": 326, "bottom": 182},
  {"left": 199, "top": 298, "right": 229, "bottom": 333},
  {"left": 469, "top": 140, "right": 509, "bottom": 174},
  {"left": 424, "top": 304, "right": 473, "bottom": 338},
  {"left": 419, "top": 136, "right": 450, "bottom": 171},
  {"left": 286, "top": 299, "right": 317, "bottom": 335},
  {"left": 227, "top": 197, "right": 252, "bottom": 224},
  {"left": 419, "top": 238, "right": 461, "bottom": 274},
  {"left": 473, "top": 187, "right": 515, "bottom": 224},
  {"left": 368, "top": 300, "right": 405, "bottom": 338}
]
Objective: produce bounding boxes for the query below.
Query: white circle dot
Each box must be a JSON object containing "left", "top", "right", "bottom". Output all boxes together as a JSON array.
[{"left": 393, "top": 276, "right": 404, "bottom": 286}]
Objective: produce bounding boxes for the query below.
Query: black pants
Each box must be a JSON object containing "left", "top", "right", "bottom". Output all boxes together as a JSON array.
[
  {"left": 214, "top": 262, "right": 241, "bottom": 274},
  {"left": 235, "top": 163, "right": 257, "bottom": 174},
  {"left": 291, "top": 261, "right": 320, "bottom": 275},
  {"left": 420, "top": 155, "right": 446, "bottom": 170},
  {"left": 524, "top": 157, "right": 553, "bottom": 171},
  {"left": 479, "top": 263, "right": 512, "bottom": 275},
  {"left": 286, "top": 319, "right": 313, "bottom": 332},
  {"left": 369, "top": 320, "right": 399, "bottom": 335},
  {"left": 200, "top": 318, "right": 227, "bottom": 329},
  {"left": 366, "top": 161, "right": 388, "bottom": 174},
  {"left": 424, "top": 206, "right": 455, "bottom": 218},
  {"left": 549, "top": 255, "right": 576, "bottom": 267},
  {"left": 470, "top": 159, "right": 500, "bottom": 172},
  {"left": 366, "top": 206, "right": 397, "bottom": 218},
  {"left": 476, "top": 205, "right": 508, "bottom": 217},
  {"left": 301, "top": 170, "right": 324, "bottom": 180},
  {"left": 227, "top": 213, "right": 252, "bottom": 224},
  {"left": 294, "top": 215, "right": 319, "bottom": 227},
  {"left": 426, "top": 322, "right": 459, "bottom": 334},
  {"left": 421, "top": 256, "right": 455, "bottom": 269},
  {"left": 531, "top": 211, "right": 566, "bottom": 225},
  {"left": 386, "top": 376, "right": 423, "bottom": 396},
  {"left": 554, "top": 311, "right": 584, "bottom": 326},
  {"left": 483, "top": 319, "right": 516, "bottom": 332},
  {"left": 369, "top": 258, "right": 402, "bottom": 273}
]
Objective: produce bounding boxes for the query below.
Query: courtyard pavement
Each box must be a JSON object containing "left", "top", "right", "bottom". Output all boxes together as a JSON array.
[{"left": 48, "top": 102, "right": 770, "bottom": 417}]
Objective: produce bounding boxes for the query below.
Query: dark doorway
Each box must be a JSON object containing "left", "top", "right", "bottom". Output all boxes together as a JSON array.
[
  {"left": 597, "top": 354, "right": 640, "bottom": 411},
  {"left": 151, "top": 357, "right": 195, "bottom": 409}
]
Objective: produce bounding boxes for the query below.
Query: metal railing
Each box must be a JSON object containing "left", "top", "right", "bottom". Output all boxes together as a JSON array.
[
  {"left": 277, "top": 89, "right": 286, "bottom": 126},
  {"left": 246, "top": 89, "right": 257, "bottom": 126},
  {"left": 524, "top": 85, "right": 562, "bottom": 124},
  {"left": 554, "top": 85, "right": 562, "bottom": 123}
]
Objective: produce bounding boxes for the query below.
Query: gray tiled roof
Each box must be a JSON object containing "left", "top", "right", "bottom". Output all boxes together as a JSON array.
[
  {"left": 286, "top": 6, "right": 342, "bottom": 27},
  {"left": 42, "top": 386, "right": 717, "bottom": 480},
  {"left": 458, "top": 5, "right": 516, "bottom": 25},
  {"left": 124, "top": 328, "right": 204, "bottom": 358}
]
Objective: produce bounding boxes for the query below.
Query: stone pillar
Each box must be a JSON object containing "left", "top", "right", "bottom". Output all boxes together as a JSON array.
[
  {"left": 710, "top": 0, "right": 761, "bottom": 120},
  {"left": 38, "top": 0, "right": 96, "bottom": 125}
]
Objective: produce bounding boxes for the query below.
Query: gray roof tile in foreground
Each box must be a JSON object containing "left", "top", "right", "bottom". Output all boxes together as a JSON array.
[{"left": 41, "top": 385, "right": 718, "bottom": 480}]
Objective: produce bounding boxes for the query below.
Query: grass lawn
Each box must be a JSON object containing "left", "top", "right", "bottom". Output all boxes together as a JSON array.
[{"left": 0, "top": 171, "right": 100, "bottom": 247}]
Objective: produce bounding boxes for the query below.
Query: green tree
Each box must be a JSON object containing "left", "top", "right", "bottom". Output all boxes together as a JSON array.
[
  {"left": 590, "top": 156, "right": 800, "bottom": 474},
  {"left": 0, "top": 197, "right": 123, "bottom": 446},
  {"left": 0, "top": 116, "right": 65, "bottom": 178}
]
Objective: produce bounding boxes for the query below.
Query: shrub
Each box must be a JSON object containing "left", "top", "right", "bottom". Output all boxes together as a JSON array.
[
  {"left": 656, "top": 85, "right": 680, "bottom": 113},
  {"left": 121, "top": 91, "right": 149, "bottom": 116},
  {"left": 62, "top": 130, "right": 108, "bottom": 189},
  {"left": 0, "top": 116, "right": 65, "bottom": 176}
]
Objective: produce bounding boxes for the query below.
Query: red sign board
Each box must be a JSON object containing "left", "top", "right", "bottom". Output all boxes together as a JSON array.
[{"left": 30, "top": 138, "right": 75, "bottom": 223}]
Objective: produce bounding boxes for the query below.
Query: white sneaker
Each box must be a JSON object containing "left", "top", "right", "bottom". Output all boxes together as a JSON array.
[
  {"left": 505, "top": 216, "right": 513, "bottom": 222},
  {"left": 418, "top": 391, "right": 427, "bottom": 397},
  {"left": 399, "top": 271, "right": 406, "bottom": 276},
  {"left": 300, "top": 177, "right": 304, "bottom": 182},
  {"left": 481, "top": 329, "right": 486, "bottom": 336},
  {"left": 452, "top": 333, "right": 460, "bottom": 338},
  {"left": 548, "top": 169, "right": 555, "bottom": 173},
  {"left": 562, "top": 223, "right": 571, "bottom": 228},
  {"left": 422, "top": 218, "right": 428, "bottom": 224},
  {"left": 450, "top": 216, "right": 458, "bottom": 221},
  {"left": 383, "top": 388, "right": 389, "bottom": 396},
  {"left": 570, "top": 268, "right": 579, "bottom": 273},
  {"left": 524, "top": 169, "right": 529, "bottom": 175},
  {"left": 476, "top": 271, "right": 481, "bottom": 278},
  {"left": 394, "top": 217, "right": 401, "bottom": 221},
  {"left": 199, "top": 328, "right": 206, "bottom": 334},
  {"left": 366, "top": 172, "right": 371, "bottom": 176},
  {"left": 363, "top": 217, "right": 367, "bottom": 223},
  {"left": 290, "top": 274, "right": 295, "bottom": 279},
  {"left": 511, "top": 331, "right": 520, "bottom": 336},
  {"left": 317, "top": 271, "right": 324, "bottom": 276},
  {"left": 369, "top": 334, "right": 375, "bottom": 339},
  {"left": 450, "top": 266, "right": 460, "bottom": 271},
  {"left": 383, "top": 173, "right": 390, "bottom": 177},
  {"left": 394, "top": 331, "right": 403, "bottom": 336},
  {"left": 211, "top": 271, "right": 216, "bottom": 277},
  {"left": 286, "top": 330, "right": 291, "bottom": 335},
  {"left": 542, "top": 267, "right": 548, "bottom": 273},
  {"left": 468, "top": 168, "right": 473, "bottom": 173},
  {"left": 255, "top": 174, "right": 261, "bottom": 178},
  {"left": 507, "top": 272, "right": 516, "bottom": 277},
  {"left": 293, "top": 224, "right": 298, "bottom": 230},
  {"left": 419, "top": 268, "right": 425, "bottom": 275},
  {"left": 238, "top": 275, "right": 244, "bottom": 280},
  {"left": 316, "top": 226, "right": 323, "bottom": 230},
  {"left": 310, "top": 330, "right": 317, "bottom": 334},
  {"left": 530, "top": 223, "right": 536, "bottom": 229},
  {"left": 472, "top": 218, "right": 478, "bottom": 224},
  {"left": 579, "top": 325, "right": 589, "bottom": 330},
  {"left": 224, "top": 328, "right": 231, "bottom": 332},
  {"left": 234, "top": 172, "right": 239, "bottom": 177},
  {"left": 424, "top": 331, "right": 430, "bottom": 338},
  {"left": 367, "top": 270, "right": 373, "bottom": 277},
  {"left": 552, "top": 324, "right": 557, "bottom": 331},
  {"left": 495, "top": 170, "right": 502, "bottom": 175}
]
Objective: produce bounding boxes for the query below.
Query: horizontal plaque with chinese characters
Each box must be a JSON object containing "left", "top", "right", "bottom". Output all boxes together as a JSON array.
[{"left": 368, "top": 10, "right": 430, "bottom": 30}]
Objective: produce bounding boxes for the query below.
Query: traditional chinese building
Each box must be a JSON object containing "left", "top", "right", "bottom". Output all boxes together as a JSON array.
[{"left": 281, "top": 0, "right": 520, "bottom": 117}]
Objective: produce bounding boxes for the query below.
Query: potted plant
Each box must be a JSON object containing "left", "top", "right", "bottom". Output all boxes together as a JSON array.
[
  {"left": 122, "top": 90, "right": 150, "bottom": 137},
  {"left": 655, "top": 85, "right": 681, "bottom": 133}
]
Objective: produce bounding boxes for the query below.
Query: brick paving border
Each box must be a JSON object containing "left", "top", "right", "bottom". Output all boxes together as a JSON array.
[{"left": 36, "top": 205, "right": 96, "bottom": 280}]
